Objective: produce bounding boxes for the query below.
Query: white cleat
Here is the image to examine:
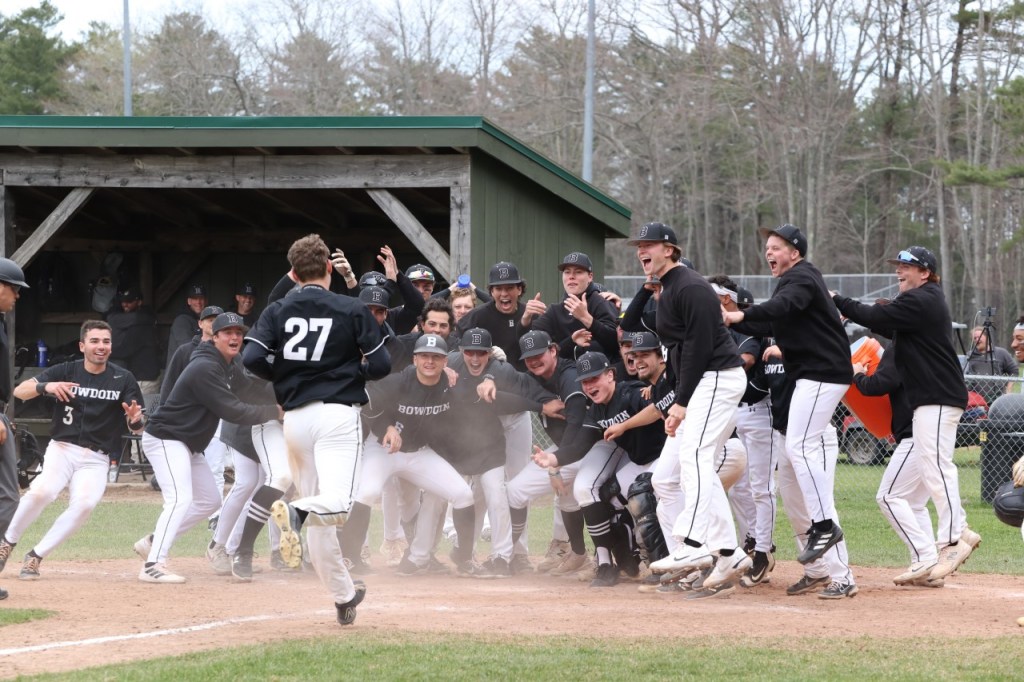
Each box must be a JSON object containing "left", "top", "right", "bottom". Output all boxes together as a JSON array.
[
  {"left": 649, "top": 547, "right": 714, "bottom": 575},
  {"left": 703, "top": 551, "right": 753, "bottom": 590}
]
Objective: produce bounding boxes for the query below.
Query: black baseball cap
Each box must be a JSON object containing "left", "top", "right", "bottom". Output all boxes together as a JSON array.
[
  {"left": 886, "top": 246, "right": 938, "bottom": 273},
  {"left": 406, "top": 264, "right": 435, "bottom": 282},
  {"left": 626, "top": 222, "right": 682, "bottom": 253},
  {"left": 629, "top": 331, "right": 662, "bottom": 353},
  {"left": 518, "top": 330, "right": 554, "bottom": 359},
  {"left": 575, "top": 351, "right": 612, "bottom": 381},
  {"left": 187, "top": 284, "right": 207, "bottom": 298},
  {"left": 680, "top": 257, "right": 694, "bottom": 270},
  {"left": 413, "top": 333, "right": 448, "bottom": 355},
  {"left": 119, "top": 287, "right": 143, "bottom": 302},
  {"left": 212, "top": 311, "right": 247, "bottom": 334},
  {"left": 461, "top": 327, "right": 492, "bottom": 352},
  {"left": 557, "top": 252, "right": 593, "bottom": 272},
  {"left": 358, "top": 286, "right": 389, "bottom": 308},
  {"left": 618, "top": 331, "right": 636, "bottom": 346},
  {"left": 359, "top": 271, "right": 388, "bottom": 289},
  {"left": 759, "top": 224, "right": 807, "bottom": 257},
  {"left": 488, "top": 261, "right": 524, "bottom": 287},
  {"left": 237, "top": 282, "right": 256, "bottom": 296},
  {"left": 736, "top": 287, "right": 754, "bottom": 309},
  {"left": 200, "top": 305, "right": 224, "bottom": 320}
]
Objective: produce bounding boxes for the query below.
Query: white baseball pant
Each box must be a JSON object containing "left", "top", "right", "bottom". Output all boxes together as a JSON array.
[
  {"left": 142, "top": 433, "right": 223, "bottom": 565},
  {"left": 3, "top": 441, "right": 108, "bottom": 557},
  {"left": 776, "top": 425, "right": 854, "bottom": 583},
  {"left": 668, "top": 367, "right": 746, "bottom": 551},
  {"left": 283, "top": 401, "right": 364, "bottom": 604},
  {"left": 217, "top": 455, "right": 264, "bottom": 555},
  {"left": 502, "top": 411, "right": 546, "bottom": 553},
  {"left": 876, "top": 438, "right": 936, "bottom": 565},
  {"left": 573, "top": 439, "right": 655, "bottom": 508},
  {"left": 913, "top": 404, "right": 967, "bottom": 547},
  {"left": 252, "top": 419, "right": 292, "bottom": 491},
  {"left": 736, "top": 397, "right": 777, "bottom": 553},
  {"left": 785, "top": 379, "right": 848, "bottom": 524}
]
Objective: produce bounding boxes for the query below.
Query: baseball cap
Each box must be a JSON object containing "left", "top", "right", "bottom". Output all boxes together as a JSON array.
[
  {"left": 886, "top": 246, "right": 938, "bottom": 273},
  {"left": 461, "top": 327, "right": 492, "bottom": 352},
  {"left": 187, "top": 284, "right": 207, "bottom": 298},
  {"left": 212, "top": 311, "right": 248, "bottom": 334},
  {"left": 575, "top": 351, "right": 612, "bottom": 381},
  {"left": 488, "top": 261, "right": 524, "bottom": 287},
  {"left": 759, "top": 224, "right": 807, "bottom": 257},
  {"left": 406, "top": 264, "right": 435, "bottom": 282},
  {"left": 237, "top": 282, "right": 256, "bottom": 296},
  {"left": 629, "top": 331, "right": 662, "bottom": 353},
  {"left": 736, "top": 287, "right": 754, "bottom": 309},
  {"left": 558, "top": 252, "right": 593, "bottom": 272},
  {"left": 626, "top": 222, "right": 682, "bottom": 252},
  {"left": 618, "top": 331, "right": 636, "bottom": 347},
  {"left": 119, "top": 286, "right": 142, "bottom": 302},
  {"left": 358, "top": 285, "right": 389, "bottom": 308},
  {"left": 200, "top": 305, "right": 224, "bottom": 320},
  {"left": 518, "top": 330, "right": 554, "bottom": 359},
  {"left": 680, "top": 257, "right": 694, "bottom": 270},
  {"left": 359, "top": 271, "right": 388, "bottom": 289},
  {"left": 413, "top": 333, "right": 448, "bottom": 355}
]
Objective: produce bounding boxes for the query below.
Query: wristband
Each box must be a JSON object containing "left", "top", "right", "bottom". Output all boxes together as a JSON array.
[
  {"left": 483, "top": 374, "right": 495, "bottom": 382},
  {"left": 128, "top": 418, "right": 144, "bottom": 431},
  {"left": 35, "top": 382, "right": 48, "bottom": 396},
  {"left": 548, "top": 468, "right": 561, "bottom": 478}
]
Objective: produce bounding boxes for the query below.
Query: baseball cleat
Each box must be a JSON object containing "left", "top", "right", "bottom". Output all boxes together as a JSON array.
[
  {"left": 637, "top": 572, "right": 663, "bottom": 593},
  {"left": 509, "top": 554, "right": 533, "bottom": 574},
  {"left": 133, "top": 534, "right": 153, "bottom": 560},
  {"left": 269, "top": 500, "right": 303, "bottom": 569},
  {"left": 703, "top": 551, "right": 752, "bottom": 590},
  {"left": 231, "top": 550, "right": 254, "bottom": 582},
  {"left": 797, "top": 524, "right": 844, "bottom": 565},
  {"left": 18, "top": 554, "right": 41, "bottom": 581},
  {"left": 589, "top": 563, "right": 619, "bottom": 588},
  {"left": 270, "top": 550, "right": 298, "bottom": 571},
  {"left": 786, "top": 574, "right": 830, "bottom": 596},
  {"left": 929, "top": 542, "right": 974, "bottom": 581},
  {"left": 818, "top": 580, "right": 859, "bottom": 599},
  {"left": 687, "top": 581, "right": 736, "bottom": 600},
  {"left": 336, "top": 581, "right": 367, "bottom": 626},
  {"left": 912, "top": 575, "right": 945, "bottom": 588},
  {"left": 453, "top": 558, "right": 494, "bottom": 579},
  {"left": 206, "top": 541, "right": 232, "bottom": 576},
  {"left": 893, "top": 560, "right": 937, "bottom": 586},
  {"left": 139, "top": 563, "right": 186, "bottom": 584},
  {"left": 0, "top": 539, "right": 15, "bottom": 573},
  {"left": 548, "top": 551, "right": 589, "bottom": 577},
  {"left": 536, "top": 539, "right": 571, "bottom": 573},
  {"left": 649, "top": 547, "right": 714, "bottom": 575},
  {"left": 394, "top": 556, "right": 428, "bottom": 577},
  {"left": 344, "top": 556, "right": 376, "bottom": 576},
  {"left": 740, "top": 551, "right": 775, "bottom": 588},
  {"left": 481, "top": 557, "right": 513, "bottom": 578},
  {"left": 379, "top": 539, "right": 408, "bottom": 568},
  {"left": 0, "top": 585, "right": 6, "bottom": 600}
]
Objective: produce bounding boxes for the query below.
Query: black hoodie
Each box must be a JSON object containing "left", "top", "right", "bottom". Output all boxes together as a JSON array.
[{"left": 146, "top": 341, "right": 279, "bottom": 452}]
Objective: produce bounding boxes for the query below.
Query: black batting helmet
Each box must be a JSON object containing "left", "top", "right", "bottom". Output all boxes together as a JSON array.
[{"left": 0, "top": 258, "right": 29, "bottom": 289}]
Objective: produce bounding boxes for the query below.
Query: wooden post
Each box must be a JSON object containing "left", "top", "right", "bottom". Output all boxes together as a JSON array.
[{"left": 450, "top": 183, "right": 471, "bottom": 282}]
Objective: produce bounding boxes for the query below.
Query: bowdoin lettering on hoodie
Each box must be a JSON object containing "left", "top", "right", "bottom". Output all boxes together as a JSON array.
[{"left": 397, "top": 402, "right": 451, "bottom": 416}]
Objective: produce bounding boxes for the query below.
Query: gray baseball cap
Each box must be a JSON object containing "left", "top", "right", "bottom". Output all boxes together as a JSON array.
[
  {"left": 413, "top": 333, "right": 448, "bottom": 355},
  {"left": 518, "top": 330, "right": 554, "bottom": 359},
  {"left": 575, "top": 351, "right": 612, "bottom": 381},
  {"left": 461, "top": 327, "right": 492, "bottom": 352},
  {"left": 212, "top": 311, "right": 248, "bottom": 334}
]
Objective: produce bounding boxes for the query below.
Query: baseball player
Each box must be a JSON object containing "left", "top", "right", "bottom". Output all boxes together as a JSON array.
[
  {"left": 628, "top": 223, "right": 748, "bottom": 594},
  {"left": 531, "top": 351, "right": 667, "bottom": 587},
  {"left": 243, "top": 234, "right": 389, "bottom": 625},
  {"left": 165, "top": 284, "right": 206, "bottom": 368},
  {"left": 457, "top": 261, "right": 530, "bottom": 369},
  {"left": 724, "top": 224, "right": 856, "bottom": 599},
  {"left": 0, "top": 321, "right": 143, "bottom": 583},
  {"left": 833, "top": 246, "right": 980, "bottom": 582},
  {"left": 851, "top": 343, "right": 942, "bottom": 587},
  {"left": 506, "top": 330, "right": 591, "bottom": 577},
  {"left": 338, "top": 334, "right": 490, "bottom": 577},
  {"left": 0, "top": 258, "right": 28, "bottom": 601},
  {"left": 138, "top": 312, "right": 280, "bottom": 584}
]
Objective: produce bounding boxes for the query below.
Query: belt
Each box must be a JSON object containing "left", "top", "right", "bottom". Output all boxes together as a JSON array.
[{"left": 739, "top": 398, "right": 768, "bottom": 408}]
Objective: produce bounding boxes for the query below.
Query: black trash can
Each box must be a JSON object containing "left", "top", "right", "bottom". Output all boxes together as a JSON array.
[{"left": 979, "top": 394, "right": 1024, "bottom": 503}]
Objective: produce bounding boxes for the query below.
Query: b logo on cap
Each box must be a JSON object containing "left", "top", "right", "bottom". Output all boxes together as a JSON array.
[
  {"left": 471, "top": 333, "right": 483, "bottom": 346},
  {"left": 567, "top": 253, "right": 579, "bottom": 263},
  {"left": 523, "top": 336, "right": 535, "bottom": 349},
  {"left": 638, "top": 225, "right": 649, "bottom": 239},
  {"left": 580, "top": 358, "right": 591, "bottom": 372},
  {"left": 425, "top": 336, "right": 437, "bottom": 347},
  {"left": 499, "top": 267, "right": 509, "bottom": 279},
  {"left": 372, "top": 291, "right": 383, "bottom": 303}
]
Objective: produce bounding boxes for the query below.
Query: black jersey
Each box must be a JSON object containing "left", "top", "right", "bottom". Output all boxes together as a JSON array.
[
  {"left": 35, "top": 360, "right": 144, "bottom": 456},
  {"left": 733, "top": 330, "right": 769, "bottom": 405},
  {"left": 650, "top": 369, "right": 676, "bottom": 419},
  {"left": 582, "top": 380, "right": 666, "bottom": 465},
  {"left": 853, "top": 346, "right": 912, "bottom": 442},
  {"left": 364, "top": 366, "right": 452, "bottom": 452},
  {"left": 531, "top": 283, "right": 620, "bottom": 360},
  {"left": 530, "top": 358, "right": 587, "bottom": 448},
  {"left": 457, "top": 302, "right": 527, "bottom": 369},
  {"left": 243, "top": 284, "right": 389, "bottom": 410}
]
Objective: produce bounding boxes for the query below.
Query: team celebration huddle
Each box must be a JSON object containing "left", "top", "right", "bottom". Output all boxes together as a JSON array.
[{"left": 2, "top": 222, "right": 1021, "bottom": 627}]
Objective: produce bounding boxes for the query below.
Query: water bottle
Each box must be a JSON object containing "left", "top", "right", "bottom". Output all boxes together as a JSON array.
[
  {"left": 457, "top": 274, "right": 471, "bottom": 289},
  {"left": 108, "top": 461, "right": 118, "bottom": 484},
  {"left": 36, "top": 340, "right": 48, "bottom": 367}
]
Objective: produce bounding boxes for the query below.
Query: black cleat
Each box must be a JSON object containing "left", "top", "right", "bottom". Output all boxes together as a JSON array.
[
  {"left": 336, "top": 581, "right": 367, "bottom": 625},
  {"left": 232, "top": 550, "right": 254, "bottom": 582},
  {"left": 797, "top": 524, "right": 844, "bottom": 565},
  {"left": 590, "top": 562, "right": 619, "bottom": 588}
]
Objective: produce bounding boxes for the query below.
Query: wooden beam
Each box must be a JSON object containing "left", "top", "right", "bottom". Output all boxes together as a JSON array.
[
  {"left": 0, "top": 154, "right": 470, "bottom": 190},
  {"left": 366, "top": 189, "right": 452, "bottom": 282},
  {"left": 155, "top": 251, "right": 210, "bottom": 310},
  {"left": 255, "top": 190, "right": 334, "bottom": 230},
  {"left": 10, "top": 188, "right": 94, "bottom": 267},
  {"left": 450, "top": 184, "right": 471, "bottom": 279}
]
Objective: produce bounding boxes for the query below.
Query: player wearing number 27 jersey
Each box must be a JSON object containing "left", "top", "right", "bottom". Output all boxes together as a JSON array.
[{"left": 243, "top": 234, "right": 389, "bottom": 626}]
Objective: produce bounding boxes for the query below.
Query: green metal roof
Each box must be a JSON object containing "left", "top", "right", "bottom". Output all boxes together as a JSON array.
[{"left": 0, "top": 115, "right": 630, "bottom": 236}]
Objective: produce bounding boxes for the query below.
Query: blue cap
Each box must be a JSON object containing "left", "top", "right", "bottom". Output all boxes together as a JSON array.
[{"left": 457, "top": 274, "right": 471, "bottom": 288}]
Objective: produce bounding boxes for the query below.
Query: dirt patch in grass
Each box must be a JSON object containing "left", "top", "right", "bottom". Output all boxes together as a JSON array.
[{"left": 2, "top": 530, "right": 1022, "bottom": 679}]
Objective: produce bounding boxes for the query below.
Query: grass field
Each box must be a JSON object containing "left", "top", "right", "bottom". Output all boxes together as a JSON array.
[{"left": 3, "top": 450, "right": 1022, "bottom": 680}]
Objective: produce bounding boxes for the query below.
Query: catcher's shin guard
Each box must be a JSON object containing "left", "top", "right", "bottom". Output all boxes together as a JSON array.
[{"left": 626, "top": 472, "right": 669, "bottom": 563}]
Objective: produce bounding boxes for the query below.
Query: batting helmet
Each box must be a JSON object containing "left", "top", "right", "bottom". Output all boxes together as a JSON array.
[
  {"left": 993, "top": 480, "right": 1024, "bottom": 527},
  {"left": 0, "top": 258, "right": 29, "bottom": 289}
]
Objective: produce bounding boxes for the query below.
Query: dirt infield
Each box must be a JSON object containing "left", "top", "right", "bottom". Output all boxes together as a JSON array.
[{"left": 2, "top": 548, "right": 1022, "bottom": 678}]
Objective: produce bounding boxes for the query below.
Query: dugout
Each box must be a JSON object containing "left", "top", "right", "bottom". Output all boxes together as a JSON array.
[{"left": 0, "top": 116, "right": 631, "bottom": 429}]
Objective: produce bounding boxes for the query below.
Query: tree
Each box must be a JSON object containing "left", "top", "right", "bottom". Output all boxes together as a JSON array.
[
  {"left": 0, "top": 1, "right": 77, "bottom": 114},
  {"left": 56, "top": 21, "right": 124, "bottom": 116}
]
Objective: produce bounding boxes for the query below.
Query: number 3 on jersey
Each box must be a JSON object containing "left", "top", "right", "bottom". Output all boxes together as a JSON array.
[{"left": 283, "top": 317, "right": 333, "bottom": 361}]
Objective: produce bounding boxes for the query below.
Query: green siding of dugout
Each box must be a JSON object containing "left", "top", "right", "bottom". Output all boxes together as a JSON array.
[{"left": 470, "top": 152, "right": 608, "bottom": 299}]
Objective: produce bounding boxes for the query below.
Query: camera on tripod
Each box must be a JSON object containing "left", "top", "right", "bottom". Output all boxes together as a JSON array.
[{"left": 979, "top": 306, "right": 997, "bottom": 318}]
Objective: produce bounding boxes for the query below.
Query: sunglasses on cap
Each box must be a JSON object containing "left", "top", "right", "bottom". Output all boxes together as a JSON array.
[
  {"left": 408, "top": 268, "right": 435, "bottom": 282},
  {"left": 895, "top": 250, "right": 923, "bottom": 265}
]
